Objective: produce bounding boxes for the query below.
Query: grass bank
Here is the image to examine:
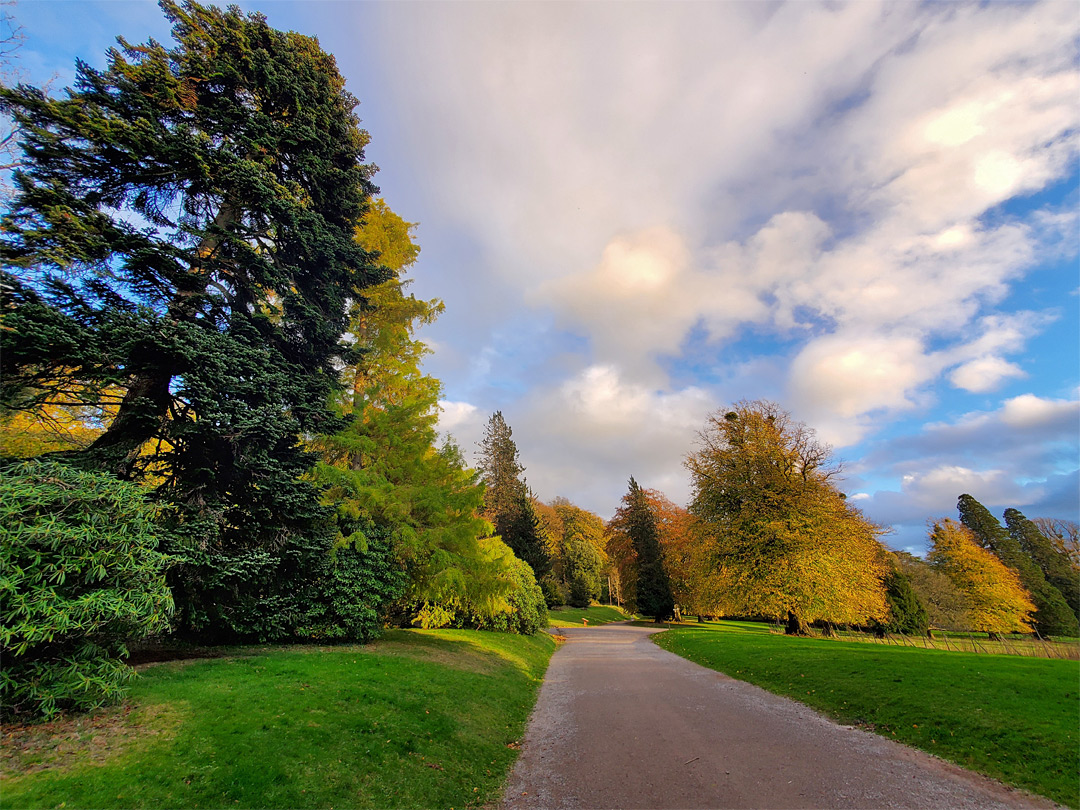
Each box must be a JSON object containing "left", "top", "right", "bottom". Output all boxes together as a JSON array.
[
  {"left": 2, "top": 629, "right": 556, "bottom": 809},
  {"left": 655, "top": 620, "right": 1079, "bottom": 808},
  {"left": 547, "top": 604, "right": 634, "bottom": 627}
]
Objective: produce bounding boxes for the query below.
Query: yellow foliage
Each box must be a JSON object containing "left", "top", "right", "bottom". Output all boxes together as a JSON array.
[{"left": 928, "top": 519, "right": 1035, "bottom": 634}]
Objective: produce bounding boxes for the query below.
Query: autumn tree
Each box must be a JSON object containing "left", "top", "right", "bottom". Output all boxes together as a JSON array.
[
  {"left": 957, "top": 495, "right": 1076, "bottom": 636},
  {"left": 608, "top": 478, "right": 674, "bottom": 620},
  {"left": 687, "top": 401, "right": 888, "bottom": 635},
  {"left": 1, "top": 1, "right": 384, "bottom": 640},
  {"left": 1004, "top": 508, "right": 1079, "bottom": 624},
  {"left": 550, "top": 498, "right": 609, "bottom": 606},
  {"left": 927, "top": 519, "right": 1035, "bottom": 635},
  {"left": 306, "top": 201, "right": 508, "bottom": 638}
]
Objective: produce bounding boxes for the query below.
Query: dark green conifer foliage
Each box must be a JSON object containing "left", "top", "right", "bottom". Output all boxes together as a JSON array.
[
  {"left": 1004, "top": 508, "right": 1080, "bottom": 624},
  {"left": 620, "top": 477, "right": 674, "bottom": 621},
  {"left": 1, "top": 1, "right": 384, "bottom": 640},
  {"left": 495, "top": 492, "right": 553, "bottom": 582},
  {"left": 477, "top": 412, "right": 552, "bottom": 581},
  {"left": 875, "top": 569, "right": 929, "bottom": 636},
  {"left": 957, "top": 495, "right": 1077, "bottom": 637}
]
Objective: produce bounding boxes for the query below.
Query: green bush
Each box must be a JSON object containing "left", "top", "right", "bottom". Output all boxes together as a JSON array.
[
  {"left": 540, "top": 577, "right": 564, "bottom": 609},
  {"left": 1, "top": 460, "right": 174, "bottom": 719},
  {"left": 299, "top": 527, "right": 409, "bottom": 642}
]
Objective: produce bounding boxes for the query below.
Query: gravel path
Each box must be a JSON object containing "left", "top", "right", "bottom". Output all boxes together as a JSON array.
[{"left": 501, "top": 623, "right": 1057, "bottom": 810}]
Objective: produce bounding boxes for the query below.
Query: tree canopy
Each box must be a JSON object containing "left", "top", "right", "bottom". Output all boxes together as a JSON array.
[
  {"left": 928, "top": 519, "right": 1035, "bottom": 635},
  {"left": 1, "top": 0, "right": 384, "bottom": 640},
  {"left": 686, "top": 400, "right": 888, "bottom": 634}
]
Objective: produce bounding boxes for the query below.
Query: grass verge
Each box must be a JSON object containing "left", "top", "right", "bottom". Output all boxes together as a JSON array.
[
  {"left": 1, "top": 629, "right": 556, "bottom": 809},
  {"left": 655, "top": 620, "right": 1079, "bottom": 808},
  {"left": 547, "top": 604, "right": 634, "bottom": 627}
]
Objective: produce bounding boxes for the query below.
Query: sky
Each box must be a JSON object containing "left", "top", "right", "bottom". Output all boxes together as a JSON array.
[{"left": 7, "top": 0, "right": 1079, "bottom": 555}]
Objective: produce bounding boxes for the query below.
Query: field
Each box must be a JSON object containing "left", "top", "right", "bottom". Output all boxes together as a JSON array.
[
  {"left": 547, "top": 604, "right": 635, "bottom": 627},
  {"left": 1, "top": 629, "right": 556, "bottom": 809},
  {"left": 655, "top": 620, "right": 1080, "bottom": 808}
]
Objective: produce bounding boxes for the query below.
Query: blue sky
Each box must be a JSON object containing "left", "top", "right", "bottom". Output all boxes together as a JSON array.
[{"left": 7, "top": 0, "right": 1078, "bottom": 554}]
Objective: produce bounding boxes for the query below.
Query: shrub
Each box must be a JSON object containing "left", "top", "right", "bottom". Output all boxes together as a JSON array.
[
  {"left": 1, "top": 460, "right": 174, "bottom": 719},
  {"left": 540, "top": 577, "right": 564, "bottom": 609},
  {"left": 298, "top": 528, "right": 409, "bottom": 642}
]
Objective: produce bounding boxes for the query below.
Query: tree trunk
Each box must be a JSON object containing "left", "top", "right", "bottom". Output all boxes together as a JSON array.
[
  {"left": 785, "top": 611, "right": 810, "bottom": 636},
  {"left": 819, "top": 622, "right": 837, "bottom": 638},
  {"left": 80, "top": 202, "right": 238, "bottom": 478}
]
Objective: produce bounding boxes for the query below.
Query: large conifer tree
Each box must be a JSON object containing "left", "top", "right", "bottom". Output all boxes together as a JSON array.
[
  {"left": 957, "top": 496, "right": 1076, "bottom": 636},
  {"left": 0, "top": 1, "right": 384, "bottom": 639},
  {"left": 612, "top": 477, "right": 674, "bottom": 621},
  {"left": 1004, "top": 508, "right": 1080, "bottom": 625}
]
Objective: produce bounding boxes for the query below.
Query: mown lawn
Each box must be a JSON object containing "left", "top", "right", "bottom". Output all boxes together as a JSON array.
[
  {"left": 1, "top": 629, "right": 556, "bottom": 809},
  {"left": 547, "top": 604, "right": 634, "bottom": 627},
  {"left": 655, "top": 620, "right": 1080, "bottom": 808}
]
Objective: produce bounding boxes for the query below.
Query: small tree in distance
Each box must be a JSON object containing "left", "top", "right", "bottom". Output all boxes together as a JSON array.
[{"left": 610, "top": 477, "right": 674, "bottom": 622}]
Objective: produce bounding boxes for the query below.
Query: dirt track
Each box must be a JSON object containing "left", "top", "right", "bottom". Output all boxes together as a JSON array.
[{"left": 501, "top": 623, "right": 1057, "bottom": 810}]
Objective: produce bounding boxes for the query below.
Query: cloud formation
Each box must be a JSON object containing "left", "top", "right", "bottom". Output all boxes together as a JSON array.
[{"left": 380, "top": 0, "right": 1079, "bottom": 521}]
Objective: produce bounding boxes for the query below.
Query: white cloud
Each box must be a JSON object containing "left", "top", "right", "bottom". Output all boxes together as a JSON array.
[
  {"left": 949, "top": 356, "right": 1026, "bottom": 393},
  {"left": 437, "top": 400, "right": 482, "bottom": 436},
  {"left": 359, "top": 0, "right": 1078, "bottom": 512}
]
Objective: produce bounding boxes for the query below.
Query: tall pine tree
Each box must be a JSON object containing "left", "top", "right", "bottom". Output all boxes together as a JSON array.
[
  {"left": 1004, "top": 508, "right": 1080, "bottom": 625},
  {"left": 1, "top": 1, "right": 383, "bottom": 640},
  {"left": 611, "top": 477, "right": 674, "bottom": 621},
  {"left": 957, "top": 495, "right": 1076, "bottom": 636},
  {"left": 476, "top": 412, "right": 551, "bottom": 581}
]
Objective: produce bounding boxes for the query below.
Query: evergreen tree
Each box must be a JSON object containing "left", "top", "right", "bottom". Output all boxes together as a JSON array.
[
  {"left": 0, "top": 1, "right": 383, "bottom": 640},
  {"left": 1004, "top": 508, "right": 1080, "bottom": 624},
  {"left": 613, "top": 477, "right": 674, "bottom": 621},
  {"left": 874, "top": 567, "right": 930, "bottom": 636},
  {"left": 957, "top": 496, "right": 1077, "bottom": 636},
  {"left": 894, "top": 552, "right": 973, "bottom": 632},
  {"left": 476, "top": 412, "right": 551, "bottom": 581}
]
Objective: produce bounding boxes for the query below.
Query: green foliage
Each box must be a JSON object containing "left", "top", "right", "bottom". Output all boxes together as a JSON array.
[
  {"left": 894, "top": 552, "right": 973, "bottom": 631},
  {"left": 1, "top": 631, "right": 557, "bottom": 809},
  {"left": 876, "top": 567, "right": 929, "bottom": 635},
  {"left": 610, "top": 477, "right": 674, "bottom": 620},
  {"left": 1, "top": 1, "right": 385, "bottom": 642},
  {"left": 564, "top": 537, "right": 604, "bottom": 608},
  {"left": 958, "top": 496, "right": 1077, "bottom": 636},
  {"left": 1006, "top": 508, "right": 1080, "bottom": 624},
  {"left": 657, "top": 621, "right": 1080, "bottom": 808},
  {"left": 477, "top": 412, "right": 552, "bottom": 582},
  {"left": 539, "top": 577, "right": 564, "bottom": 609},
  {"left": 471, "top": 555, "right": 548, "bottom": 635},
  {"left": 299, "top": 528, "right": 408, "bottom": 642},
  {"left": 1, "top": 460, "right": 174, "bottom": 719}
]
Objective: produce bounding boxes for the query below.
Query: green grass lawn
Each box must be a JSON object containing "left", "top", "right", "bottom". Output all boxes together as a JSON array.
[
  {"left": 655, "top": 620, "right": 1080, "bottom": 808},
  {"left": 1, "top": 629, "right": 556, "bottom": 809},
  {"left": 547, "top": 604, "right": 634, "bottom": 627}
]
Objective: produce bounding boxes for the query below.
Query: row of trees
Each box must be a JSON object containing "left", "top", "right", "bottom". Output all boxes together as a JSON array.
[
  {"left": 1, "top": 1, "right": 544, "bottom": 719},
  {"left": 599, "top": 400, "right": 1078, "bottom": 639}
]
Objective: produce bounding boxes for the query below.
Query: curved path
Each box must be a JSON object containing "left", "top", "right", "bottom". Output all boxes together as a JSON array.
[{"left": 501, "top": 623, "right": 1056, "bottom": 810}]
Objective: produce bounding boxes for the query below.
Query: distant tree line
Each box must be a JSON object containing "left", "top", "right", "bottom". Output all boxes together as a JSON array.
[{"left": 603, "top": 400, "right": 1079, "bottom": 639}]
